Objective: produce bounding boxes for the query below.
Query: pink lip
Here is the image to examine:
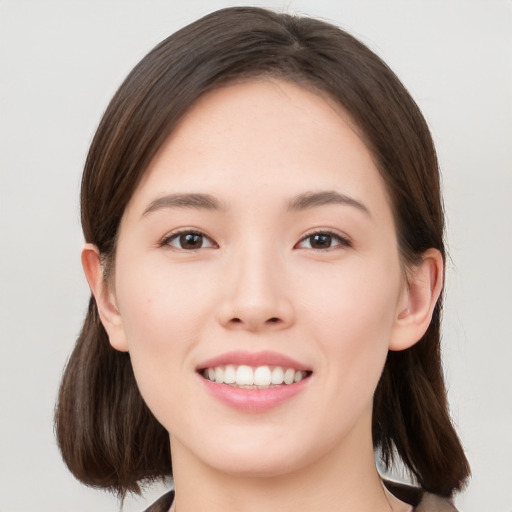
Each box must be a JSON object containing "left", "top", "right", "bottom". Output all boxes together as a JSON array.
[
  {"left": 200, "top": 376, "right": 310, "bottom": 413},
  {"left": 196, "top": 350, "right": 311, "bottom": 371},
  {"left": 196, "top": 350, "right": 312, "bottom": 413}
]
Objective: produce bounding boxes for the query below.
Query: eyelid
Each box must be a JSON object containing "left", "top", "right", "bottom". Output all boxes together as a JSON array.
[
  {"left": 295, "top": 228, "right": 352, "bottom": 249},
  {"left": 159, "top": 228, "right": 218, "bottom": 250},
  {"left": 158, "top": 227, "right": 351, "bottom": 251}
]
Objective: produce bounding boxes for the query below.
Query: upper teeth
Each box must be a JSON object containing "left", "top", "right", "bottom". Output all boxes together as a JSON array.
[{"left": 203, "top": 365, "right": 306, "bottom": 387}]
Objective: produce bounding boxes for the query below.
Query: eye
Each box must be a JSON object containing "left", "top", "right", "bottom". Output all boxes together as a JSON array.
[
  {"left": 163, "top": 230, "right": 216, "bottom": 250},
  {"left": 296, "top": 231, "right": 351, "bottom": 250}
]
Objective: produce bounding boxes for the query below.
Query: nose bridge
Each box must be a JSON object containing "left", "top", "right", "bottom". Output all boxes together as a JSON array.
[
  {"left": 218, "top": 236, "right": 294, "bottom": 331},
  {"left": 236, "top": 241, "right": 278, "bottom": 301}
]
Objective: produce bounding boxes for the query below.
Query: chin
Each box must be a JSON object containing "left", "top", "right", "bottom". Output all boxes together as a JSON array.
[
  {"left": 208, "top": 452, "right": 303, "bottom": 479},
  {"left": 193, "top": 430, "right": 322, "bottom": 479}
]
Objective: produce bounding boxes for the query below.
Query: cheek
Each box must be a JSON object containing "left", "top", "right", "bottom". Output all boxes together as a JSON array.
[
  {"left": 300, "top": 255, "right": 402, "bottom": 339},
  {"left": 116, "top": 257, "right": 213, "bottom": 348},
  {"left": 299, "top": 257, "right": 402, "bottom": 399},
  {"left": 113, "top": 258, "right": 215, "bottom": 410}
]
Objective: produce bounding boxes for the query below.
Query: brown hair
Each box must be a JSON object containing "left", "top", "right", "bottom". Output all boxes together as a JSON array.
[{"left": 55, "top": 6, "right": 470, "bottom": 498}]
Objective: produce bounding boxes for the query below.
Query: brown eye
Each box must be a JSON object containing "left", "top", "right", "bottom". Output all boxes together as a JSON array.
[
  {"left": 309, "top": 233, "right": 333, "bottom": 249},
  {"left": 166, "top": 231, "right": 215, "bottom": 250},
  {"left": 296, "top": 231, "right": 351, "bottom": 250}
]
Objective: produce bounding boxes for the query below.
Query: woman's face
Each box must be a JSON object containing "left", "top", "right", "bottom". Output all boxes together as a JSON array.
[{"left": 108, "top": 79, "right": 410, "bottom": 477}]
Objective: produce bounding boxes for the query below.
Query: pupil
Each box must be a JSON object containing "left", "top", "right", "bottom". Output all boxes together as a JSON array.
[
  {"left": 312, "top": 234, "right": 331, "bottom": 248},
  {"left": 181, "top": 233, "right": 202, "bottom": 248}
]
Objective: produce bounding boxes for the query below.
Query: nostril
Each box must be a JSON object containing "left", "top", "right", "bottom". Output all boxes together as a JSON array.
[{"left": 226, "top": 316, "right": 284, "bottom": 328}]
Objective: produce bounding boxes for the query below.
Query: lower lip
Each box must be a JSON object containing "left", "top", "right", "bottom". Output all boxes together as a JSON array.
[{"left": 200, "top": 376, "right": 310, "bottom": 413}]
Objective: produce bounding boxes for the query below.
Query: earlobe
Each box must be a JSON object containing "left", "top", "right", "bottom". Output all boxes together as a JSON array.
[
  {"left": 81, "top": 243, "right": 129, "bottom": 352},
  {"left": 389, "top": 248, "right": 444, "bottom": 351}
]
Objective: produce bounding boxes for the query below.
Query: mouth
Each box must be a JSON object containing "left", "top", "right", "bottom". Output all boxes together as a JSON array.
[
  {"left": 199, "top": 364, "right": 312, "bottom": 389},
  {"left": 197, "top": 352, "right": 312, "bottom": 412}
]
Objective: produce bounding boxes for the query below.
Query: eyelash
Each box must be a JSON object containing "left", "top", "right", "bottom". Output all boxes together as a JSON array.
[
  {"left": 160, "top": 230, "right": 217, "bottom": 250},
  {"left": 159, "top": 229, "right": 352, "bottom": 251},
  {"left": 296, "top": 229, "right": 352, "bottom": 250}
]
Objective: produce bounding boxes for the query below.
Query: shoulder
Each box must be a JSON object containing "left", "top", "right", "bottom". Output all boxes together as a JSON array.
[
  {"left": 144, "top": 485, "right": 459, "bottom": 512},
  {"left": 384, "top": 479, "right": 459, "bottom": 512},
  {"left": 415, "top": 491, "right": 458, "bottom": 512},
  {"left": 143, "top": 490, "right": 174, "bottom": 512}
]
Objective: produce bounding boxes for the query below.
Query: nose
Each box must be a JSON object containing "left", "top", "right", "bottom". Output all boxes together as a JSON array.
[{"left": 216, "top": 248, "right": 295, "bottom": 332}]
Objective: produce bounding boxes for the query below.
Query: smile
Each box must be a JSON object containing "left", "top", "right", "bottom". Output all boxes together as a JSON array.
[
  {"left": 197, "top": 351, "right": 313, "bottom": 412},
  {"left": 201, "top": 365, "right": 311, "bottom": 388}
]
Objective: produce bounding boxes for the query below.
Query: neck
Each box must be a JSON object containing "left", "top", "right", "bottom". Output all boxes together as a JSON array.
[{"left": 169, "top": 413, "right": 405, "bottom": 512}]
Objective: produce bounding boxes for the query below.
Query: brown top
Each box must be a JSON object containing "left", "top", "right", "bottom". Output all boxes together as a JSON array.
[
  {"left": 385, "top": 480, "right": 458, "bottom": 511},
  {"left": 143, "top": 490, "right": 174, "bottom": 512},
  {"left": 144, "top": 482, "right": 458, "bottom": 512}
]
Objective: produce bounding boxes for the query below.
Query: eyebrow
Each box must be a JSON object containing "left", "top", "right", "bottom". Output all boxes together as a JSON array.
[
  {"left": 287, "top": 190, "right": 370, "bottom": 216},
  {"left": 142, "top": 190, "right": 370, "bottom": 217},
  {"left": 142, "top": 193, "right": 225, "bottom": 216}
]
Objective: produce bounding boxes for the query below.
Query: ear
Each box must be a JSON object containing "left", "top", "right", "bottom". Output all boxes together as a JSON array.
[
  {"left": 389, "top": 248, "right": 444, "bottom": 351},
  {"left": 81, "top": 243, "right": 129, "bottom": 352}
]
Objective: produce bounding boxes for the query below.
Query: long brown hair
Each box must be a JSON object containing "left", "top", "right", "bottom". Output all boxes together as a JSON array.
[{"left": 55, "top": 6, "right": 470, "bottom": 498}]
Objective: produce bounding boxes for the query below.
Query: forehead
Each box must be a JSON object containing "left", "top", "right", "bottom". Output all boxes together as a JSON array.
[{"left": 124, "top": 78, "right": 390, "bottom": 217}]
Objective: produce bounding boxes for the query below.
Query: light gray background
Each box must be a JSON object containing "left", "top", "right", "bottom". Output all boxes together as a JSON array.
[{"left": 1, "top": 1, "right": 511, "bottom": 511}]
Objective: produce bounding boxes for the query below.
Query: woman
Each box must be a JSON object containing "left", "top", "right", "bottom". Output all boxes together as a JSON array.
[{"left": 55, "top": 7, "right": 470, "bottom": 511}]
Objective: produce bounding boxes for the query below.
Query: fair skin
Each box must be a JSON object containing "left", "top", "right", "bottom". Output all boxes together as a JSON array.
[{"left": 83, "top": 79, "right": 443, "bottom": 512}]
